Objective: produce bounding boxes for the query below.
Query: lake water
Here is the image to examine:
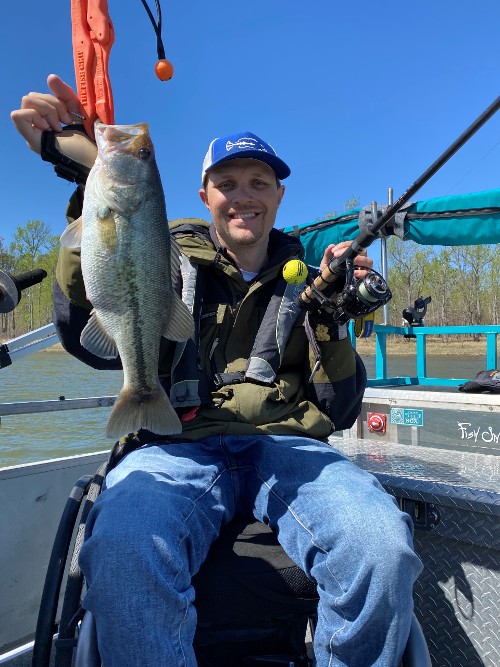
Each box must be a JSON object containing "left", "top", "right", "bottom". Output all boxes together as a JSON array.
[
  {"left": 0, "top": 350, "right": 122, "bottom": 467},
  {"left": 0, "top": 349, "right": 497, "bottom": 467}
]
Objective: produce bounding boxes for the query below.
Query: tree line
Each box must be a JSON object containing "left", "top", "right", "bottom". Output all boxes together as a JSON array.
[
  {"left": 1, "top": 219, "right": 499, "bottom": 343},
  {"left": 0, "top": 221, "right": 59, "bottom": 341},
  {"left": 385, "top": 237, "right": 500, "bottom": 332}
]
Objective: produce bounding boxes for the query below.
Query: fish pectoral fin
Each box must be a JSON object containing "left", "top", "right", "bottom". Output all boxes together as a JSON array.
[
  {"left": 163, "top": 294, "right": 195, "bottom": 342},
  {"left": 60, "top": 217, "right": 83, "bottom": 249},
  {"left": 81, "top": 310, "right": 119, "bottom": 359}
]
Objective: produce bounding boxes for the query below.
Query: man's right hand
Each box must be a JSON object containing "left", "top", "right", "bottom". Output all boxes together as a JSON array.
[{"left": 10, "top": 74, "right": 87, "bottom": 154}]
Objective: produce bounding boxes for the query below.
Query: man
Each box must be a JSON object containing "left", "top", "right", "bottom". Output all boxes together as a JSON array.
[{"left": 12, "top": 75, "right": 422, "bottom": 667}]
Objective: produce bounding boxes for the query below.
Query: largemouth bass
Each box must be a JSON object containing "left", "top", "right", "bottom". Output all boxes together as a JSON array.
[{"left": 60, "top": 122, "right": 194, "bottom": 438}]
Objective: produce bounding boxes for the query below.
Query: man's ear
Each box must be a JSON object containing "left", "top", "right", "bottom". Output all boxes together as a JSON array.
[
  {"left": 199, "top": 188, "right": 209, "bottom": 208},
  {"left": 277, "top": 184, "right": 285, "bottom": 207}
]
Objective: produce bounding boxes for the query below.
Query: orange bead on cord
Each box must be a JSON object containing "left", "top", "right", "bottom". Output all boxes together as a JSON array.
[{"left": 155, "top": 59, "right": 174, "bottom": 81}]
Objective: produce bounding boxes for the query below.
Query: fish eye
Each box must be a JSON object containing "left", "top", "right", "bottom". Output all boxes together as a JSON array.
[{"left": 138, "top": 148, "right": 151, "bottom": 159}]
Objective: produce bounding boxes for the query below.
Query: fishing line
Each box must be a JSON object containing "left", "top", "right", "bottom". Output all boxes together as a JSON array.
[{"left": 439, "top": 136, "right": 500, "bottom": 197}]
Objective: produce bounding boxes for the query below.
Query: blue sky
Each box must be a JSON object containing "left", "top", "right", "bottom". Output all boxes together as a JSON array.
[{"left": 2, "top": 0, "right": 500, "bottom": 257}]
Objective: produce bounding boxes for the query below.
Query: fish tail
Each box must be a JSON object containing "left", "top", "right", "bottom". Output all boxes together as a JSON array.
[{"left": 105, "top": 386, "right": 182, "bottom": 439}]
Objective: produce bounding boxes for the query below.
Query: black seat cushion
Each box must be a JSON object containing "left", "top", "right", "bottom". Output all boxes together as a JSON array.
[{"left": 193, "top": 517, "right": 318, "bottom": 627}]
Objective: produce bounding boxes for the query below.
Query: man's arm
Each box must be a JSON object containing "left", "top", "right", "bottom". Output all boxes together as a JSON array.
[
  {"left": 306, "top": 337, "right": 366, "bottom": 432},
  {"left": 11, "top": 76, "right": 118, "bottom": 369},
  {"left": 304, "top": 241, "right": 372, "bottom": 431}
]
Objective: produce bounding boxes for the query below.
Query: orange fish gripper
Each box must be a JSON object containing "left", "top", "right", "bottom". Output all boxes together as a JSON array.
[{"left": 71, "top": 0, "right": 115, "bottom": 136}]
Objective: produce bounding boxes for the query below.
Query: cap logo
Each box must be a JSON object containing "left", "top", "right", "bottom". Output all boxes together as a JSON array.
[{"left": 225, "top": 137, "right": 269, "bottom": 153}]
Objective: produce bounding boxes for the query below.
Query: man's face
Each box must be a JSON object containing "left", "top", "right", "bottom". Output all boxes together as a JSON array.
[{"left": 199, "top": 159, "right": 285, "bottom": 255}]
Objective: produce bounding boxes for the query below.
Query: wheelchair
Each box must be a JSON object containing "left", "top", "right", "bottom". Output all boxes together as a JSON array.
[{"left": 32, "top": 463, "right": 431, "bottom": 667}]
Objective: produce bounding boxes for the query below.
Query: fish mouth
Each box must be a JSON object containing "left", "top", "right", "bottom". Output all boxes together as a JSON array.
[{"left": 95, "top": 122, "right": 151, "bottom": 154}]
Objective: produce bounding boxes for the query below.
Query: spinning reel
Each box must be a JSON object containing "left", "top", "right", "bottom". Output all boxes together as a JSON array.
[{"left": 307, "top": 259, "right": 392, "bottom": 325}]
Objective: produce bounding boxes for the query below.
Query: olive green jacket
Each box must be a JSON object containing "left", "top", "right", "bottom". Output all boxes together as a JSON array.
[{"left": 54, "top": 198, "right": 366, "bottom": 441}]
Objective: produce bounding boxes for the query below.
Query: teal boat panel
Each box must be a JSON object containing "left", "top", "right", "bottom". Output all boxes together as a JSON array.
[{"left": 404, "top": 188, "right": 500, "bottom": 245}]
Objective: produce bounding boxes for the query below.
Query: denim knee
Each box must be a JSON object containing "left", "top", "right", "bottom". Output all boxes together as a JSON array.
[
  {"left": 351, "top": 508, "right": 421, "bottom": 596},
  {"left": 80, "top": 475, "right": 205, "bottom": 592},
  {"left": 311, "top": 488, "right": 421, "bottom": 596}
]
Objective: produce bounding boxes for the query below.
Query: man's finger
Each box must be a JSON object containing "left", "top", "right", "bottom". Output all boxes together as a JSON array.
[
  {"left": 10, "top": 108, "right": 47, "bottom": 153},
  {"left": 20, "top": 91, "right": 74, "bottom": 129},
  {"left": 47, "top": 74, "right": 85, "bottom": 120},
  {"left": 21, "top": 97, "right": 65, "bottom": 132}
]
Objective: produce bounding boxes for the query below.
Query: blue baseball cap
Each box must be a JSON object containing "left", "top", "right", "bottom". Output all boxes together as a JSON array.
[{"left": 202, "top": 131, "right": 291, "bottom": 183}]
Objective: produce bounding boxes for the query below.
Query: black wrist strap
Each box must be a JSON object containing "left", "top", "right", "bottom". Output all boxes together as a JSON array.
[{"left": 40, "top": 125, "right": 91, "bottom": 185}]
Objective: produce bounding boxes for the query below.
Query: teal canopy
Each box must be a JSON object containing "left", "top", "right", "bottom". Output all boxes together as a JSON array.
[{"left": 281, "top": 188, "right": 500, "bottom": 266}]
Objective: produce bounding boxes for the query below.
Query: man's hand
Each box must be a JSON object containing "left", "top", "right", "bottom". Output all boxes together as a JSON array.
[
  {"left": 10, "top": 74, "right": 85, "bottom": 154},
  {"left": 319, "top": 241, "right": 373, "bottom": 279}
]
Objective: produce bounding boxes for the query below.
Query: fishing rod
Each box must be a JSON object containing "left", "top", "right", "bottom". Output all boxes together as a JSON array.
[{"left": 299, "top": 94, "right": 500, "bottom": 320}]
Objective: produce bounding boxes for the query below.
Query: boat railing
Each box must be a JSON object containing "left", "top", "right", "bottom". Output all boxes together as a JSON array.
[
  {"left": 0, "top": 395, "right": 116, "bottom": 417},
  {"left": 0, "top": 324, "right": 499, "bottom": 465},
  {"left": 0, "top": 323, "right": 58, "bottom": 369},
  {"left": 353, "top": 324, "right": 500, "bottom": 387}
]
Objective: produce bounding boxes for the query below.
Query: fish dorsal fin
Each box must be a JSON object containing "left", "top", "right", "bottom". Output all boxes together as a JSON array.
[
  {"left": 81, "top": 310, "right": 119, "bottom": 359},
  {"left": 60, "top": 217, "right": 83, "bottom": 249}
]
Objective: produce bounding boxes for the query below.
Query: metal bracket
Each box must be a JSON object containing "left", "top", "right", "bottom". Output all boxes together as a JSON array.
[
  {"left": 0, "top": 344, "right": 12, "bottom": 369},
  {"left": 399, "top": 498, "right": 441, "bottom": 531}
]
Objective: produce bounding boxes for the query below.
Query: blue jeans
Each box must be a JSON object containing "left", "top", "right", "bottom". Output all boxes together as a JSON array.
[{"left": 79, "top": 435, "right": 422, "bottom": 667}]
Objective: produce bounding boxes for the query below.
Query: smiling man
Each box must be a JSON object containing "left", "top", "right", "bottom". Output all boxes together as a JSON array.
[
  {"left": 12, "top": 74, "right": 423, "bottom": 667},
  {"left": 199, "top": 132, "right": 287, "bottom": 272}
]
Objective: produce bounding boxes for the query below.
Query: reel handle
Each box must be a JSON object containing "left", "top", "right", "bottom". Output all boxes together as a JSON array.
[
  {"left": 0, "top": 269, "right": 48, "bottom": 314},
  {"left": 13, "top": 269, "right": 48, "bottom": 292}
]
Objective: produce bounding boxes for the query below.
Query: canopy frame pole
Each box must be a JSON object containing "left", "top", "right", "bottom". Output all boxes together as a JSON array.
[{"left": 380, "top": 187, "right": 392, "bottom": 325}]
